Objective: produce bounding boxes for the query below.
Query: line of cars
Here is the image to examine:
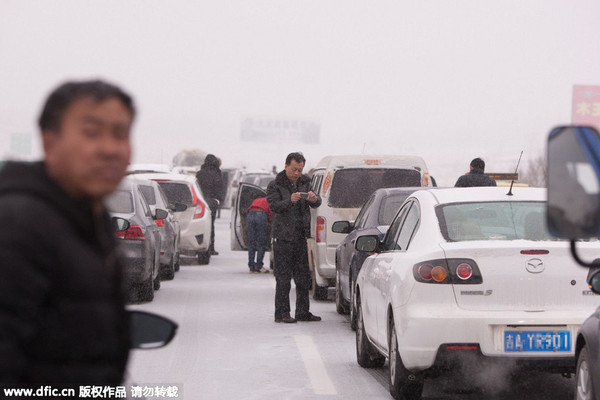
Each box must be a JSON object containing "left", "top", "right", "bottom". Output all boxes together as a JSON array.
[
  {"left": 314, "top": 145, "right": 600, "bottom": 399},
  {"left": 106, "top": 168, "right": 213, "bottom": 302}
]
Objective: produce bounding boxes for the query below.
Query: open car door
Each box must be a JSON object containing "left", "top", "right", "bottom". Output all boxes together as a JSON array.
[{"left": 230, "top": 183, "right": 268, "bottom": 251}]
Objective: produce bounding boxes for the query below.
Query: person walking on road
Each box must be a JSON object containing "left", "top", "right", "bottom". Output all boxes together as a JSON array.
[
  {"left": 0, "top": 80, "right": 134, "bottom": 388},
  {"left": 267, "top": 152, "right": 322, "bottom": 323},
  {"left": 196, "top": 154, "right": 224, "bottom": 255},
  {"left": 246, "top": 195, "right": 271, "bottom": 273},
  {"left": 454, "top": 157, "right": 497, "bottom": 187}
]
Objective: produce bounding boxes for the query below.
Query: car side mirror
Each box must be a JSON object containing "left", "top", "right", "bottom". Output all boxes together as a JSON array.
[
  {"left": 587, "top": 267, "right": 600, "bottom": 295},
  {"left": 129, "top": 310, "right": 178, "bottom": 349},
  {"left": 547, "top": 126, "right": 600, "bottom": 239},
  {"left": 332, "top": 221, "right": 354, "bottom": 234},
  {"left": 112, "top": 217, "right": 130, "bottom": 232},
  {"left": 154, "top": 209, "right": 169, "bottom": 220},
  {"left": 355, "top": 235, "right": 379, "bottom": 252},
  {"left": 170, "top": 202, "right": 188, "bottom": 212}
]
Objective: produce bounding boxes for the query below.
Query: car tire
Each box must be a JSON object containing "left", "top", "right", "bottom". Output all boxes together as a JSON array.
[
  {"left": 335, "top": 267, "right": 350, "bottom": 315},
  {"left": 161, "top": 256, "right": 175, "bottom": 281},
  {"left": 356, "top": 295, "right": 385, "bottom": 368},
  {"left": 389, "top": 320, "right": 424, "bottom": 400},
  {"left": 576, "top": 344, "right": 596, "bottom": 400},
  {"left": 350, "top": 280, "right": 357, "bottom": 331},
  {"left": 138, "top": 275, "right": 154, "bottom": 303},
  {"left": 174, "top": 252, "right": 180, "bottom": 272},
  {"left": 311, "top": 268, "right": 329, "bottom": 300},
  {"left": 197, "top": 251, "right": 211, "bottom": 265}
]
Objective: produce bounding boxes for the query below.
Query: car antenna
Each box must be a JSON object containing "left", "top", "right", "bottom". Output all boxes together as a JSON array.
[{"left": 506, "top": 151, "right": 523, "bottom": 196}]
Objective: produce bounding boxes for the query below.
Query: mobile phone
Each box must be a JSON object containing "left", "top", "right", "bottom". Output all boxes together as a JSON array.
[{"left": 298, "top": 192, "right": 309, "bottom": 200}]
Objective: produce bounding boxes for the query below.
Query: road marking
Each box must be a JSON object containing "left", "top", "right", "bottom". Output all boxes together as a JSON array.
[{"left": 294, "top": 335, "right": 337, "bottom": 395}]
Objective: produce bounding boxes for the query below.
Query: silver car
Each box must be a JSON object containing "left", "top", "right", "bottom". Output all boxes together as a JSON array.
[{"left": 106, "top": 177, "right": 162, "bottom": 302}]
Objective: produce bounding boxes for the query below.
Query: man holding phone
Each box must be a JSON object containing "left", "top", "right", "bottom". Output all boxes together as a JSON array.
[{"left": 267, "top": 152, "right": 322, "bottom": 323}]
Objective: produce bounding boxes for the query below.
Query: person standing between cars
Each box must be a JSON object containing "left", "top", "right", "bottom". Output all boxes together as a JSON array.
[
  {"left": 267, "top": 152, "right": 322, "bottom": 323},
  {"left": 246, "top": 195, "right": 272, "bottom": 273},
  {"left": 0, "top": 80, "right": 133, "bottom": 389},
  {"left": 454, "top": 157, "right": 497, "bottom": 187},
  {"left": 196, "top": 154, "right": 224, "bottom": 256}
]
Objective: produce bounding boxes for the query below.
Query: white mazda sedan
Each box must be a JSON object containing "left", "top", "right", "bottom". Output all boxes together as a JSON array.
[{"left": 353, "top": 187, "right": 600, "bottom": 400}]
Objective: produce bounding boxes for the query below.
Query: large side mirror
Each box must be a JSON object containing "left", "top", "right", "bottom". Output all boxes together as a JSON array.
[
  {"left": 547, "top": 126, "right": 600, "bottom": 239},
  {"left": 112, "top": 217, "right": 130, "bottom": 232},
  {"left": 587, "top": 267, "right": 600, "bottom": 295},
  {"left": 332, "top": 220, "right": 354, "bottom": 234},
  {"left": 355, "top": 235, "right": 380, "bottom": 253},
  {"left": 129, "top": 310, "right": 178, "bottom": 349}
]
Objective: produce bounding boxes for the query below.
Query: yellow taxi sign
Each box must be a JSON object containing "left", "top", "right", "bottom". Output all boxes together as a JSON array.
[{"left": 364, "top": 159, "right": 381, "bottom": 165}]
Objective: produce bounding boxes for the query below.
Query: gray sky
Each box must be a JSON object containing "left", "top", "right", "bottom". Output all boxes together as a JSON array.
[{"left": 1, "top": 1, "right": 599, "bottom": 185}]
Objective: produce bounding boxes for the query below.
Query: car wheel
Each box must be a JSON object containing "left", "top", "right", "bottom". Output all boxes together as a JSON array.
[
  {"left": 389, "top": 320, "right": 424, "bottom": 400},
  {"left": 350, "top": 280, "right": 357, "bottom": 331},
  {"left": 335, "top": 267, "right": 350, "bottom": 314},
  {"left": 356, "top": 295, "right": 385, "bottom": 368},
  {"left": 197, "top": 251, "right": 211, "bottom": 265},
  {"left": 174, "top": 252, "right": 180, "bottom": 272},
  {"left": 137, "top": 275, "right": 154, "bottom": 303},
  {"left": 576, "top": 344, "right": 596, "bottom": 400},
  {"left": 161, "top": 256, "right": 175, "bottom": 281},
  {"left": 311, "top": 268, "right": 329, "bottom": 300}
]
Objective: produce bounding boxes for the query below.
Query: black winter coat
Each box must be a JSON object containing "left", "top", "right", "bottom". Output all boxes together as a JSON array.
[
  {"left": 267, "top": 171, "right": 321, "bottom": 241},
  {"left": 454, "top": 169, "right": 497, "bottom": 187},
  {"left": 0, "top": 162, "right": 130, "bottom": 386},
  {"left": 196, "top": 158, "right": 224, "bottom": 210}
]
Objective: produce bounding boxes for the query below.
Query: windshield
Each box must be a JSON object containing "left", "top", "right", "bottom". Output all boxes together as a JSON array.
[
  {"left": 328, "top": 168, "right": 421, "bottom": 208},
  {"left": 106, "top": 190, "right": 134, "bottom": 213},
  {"left": 437, "top": 201, "right": 554, "bottom": 241}
]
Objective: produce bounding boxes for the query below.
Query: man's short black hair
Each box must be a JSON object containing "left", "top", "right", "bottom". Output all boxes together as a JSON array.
[
  {"left": 38, "top": 80, "right": 135, "bottom": 132},
  {"left": 470, "top": 157, "right": 485, "bottom": 171},
  {"left": 285, "top": 152, "right": 306, "bottom": 165}
]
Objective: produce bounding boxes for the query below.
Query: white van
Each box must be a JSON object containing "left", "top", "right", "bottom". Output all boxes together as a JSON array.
[{"left": 307, "top": 155, "right": 432, "bottom": 299}]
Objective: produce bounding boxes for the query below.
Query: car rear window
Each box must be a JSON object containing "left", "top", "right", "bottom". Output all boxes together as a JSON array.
[
  {"left": 437, "top": 201, "right": 555, "bottom": 241},
  {"left": 328, "top": 169, "right": 421, "bottom": 208},
  {"left": 106, "top": 190, "right": 134, "bottom": 213},
  {"left": 157, "top": 182, "right": 193, "bottom": 206},
  {"left": 138, "top": 185, "right": 156, "bottom": 206},
  {"left": 378, "top": 193, "right": 412, "bottom": 225}
]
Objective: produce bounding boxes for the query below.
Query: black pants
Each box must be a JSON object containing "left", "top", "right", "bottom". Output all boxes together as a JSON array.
[
  {"left": 209, "top": 204, "right": 217, "bottom": 251},
  {"left": 273, "top": 239, "right": 312, "bottom": 319}
]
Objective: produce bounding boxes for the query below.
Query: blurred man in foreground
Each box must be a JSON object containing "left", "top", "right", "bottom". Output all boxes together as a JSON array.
[{"left": 0, "top": 80, "right": 134, "bottom": 389}]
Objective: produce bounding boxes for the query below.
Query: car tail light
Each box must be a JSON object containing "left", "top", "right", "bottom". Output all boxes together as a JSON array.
[
  {"left": 413, "top": 259, "right": 482, "bottom": 284},
  {"left": 114, "top": 225, "right": 145, "bottom": 241},
  {"left": 154, "top": 219, "right": 165, "bottom": 227},
  {"left": 190, "top": 186, "right": 206, "bottom": 219},
  {"left": 316, "top": 216, "right": 326, "bottom": 243},
  {"left": 456, "top": 263, "right": 472, "bottom": 280}
]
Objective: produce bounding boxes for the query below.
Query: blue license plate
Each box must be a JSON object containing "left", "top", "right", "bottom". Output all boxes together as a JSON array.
[{"left": 504, "top": 330, "right": 571, "bottom": 352}]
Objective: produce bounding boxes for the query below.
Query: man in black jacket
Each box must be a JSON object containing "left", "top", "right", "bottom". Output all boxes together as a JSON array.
[
  {"left": 267, "top": 152, "right": 322, "bottom": 323},
  {"left": 0, "top": 80, "right": 134, "bottom": 390},
  {"left": 454, "top": 157, "right": 497, "bottom": 187},
  {"left": 196, "top": 154, "right": 224, "bottom": 255}
]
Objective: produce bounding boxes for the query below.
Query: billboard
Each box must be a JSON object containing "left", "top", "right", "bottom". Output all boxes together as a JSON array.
[
  {"left": 572, "top": 85, "right": 600, "bottom": 130},
  {"left": 241, "top": 117, "right": 320, "bottom": 144}
]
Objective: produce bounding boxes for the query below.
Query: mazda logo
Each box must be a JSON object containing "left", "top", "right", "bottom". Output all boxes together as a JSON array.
[{"left": 526, "top": 258, "right": 545, "bottom": 274}]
